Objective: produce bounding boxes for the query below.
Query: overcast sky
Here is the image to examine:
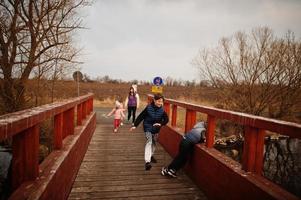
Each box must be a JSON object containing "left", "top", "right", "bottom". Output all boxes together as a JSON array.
[{"left": 75, "top": 0, "right": 301, "bottom": 82}]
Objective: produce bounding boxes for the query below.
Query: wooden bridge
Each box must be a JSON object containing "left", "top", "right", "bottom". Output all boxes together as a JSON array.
[{"left": 0, "top": 93, "right": 300, "bottom": 200}]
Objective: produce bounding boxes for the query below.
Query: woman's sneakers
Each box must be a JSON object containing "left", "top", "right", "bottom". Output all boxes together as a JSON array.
[{"left": 161, "top": 167, "right": 177, "bottom": 178}]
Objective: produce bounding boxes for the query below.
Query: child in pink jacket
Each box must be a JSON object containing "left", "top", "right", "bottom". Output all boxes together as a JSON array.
[{"left": 107, "top": 101, "right": 125, "bottom": 133}]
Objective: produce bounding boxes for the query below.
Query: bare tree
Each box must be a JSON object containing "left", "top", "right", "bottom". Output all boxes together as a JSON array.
[
  {"left": 0, "top": 0, "right": 88, "bottom": 113},
  {"left": 193, "top": 27, "right": 301, "bottom": 120}
]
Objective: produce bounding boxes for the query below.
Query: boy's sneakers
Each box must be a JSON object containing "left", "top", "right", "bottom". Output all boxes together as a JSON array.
[
  {"left": 161, "top": 167, "right": 177, "bottom": 178},
  {"left": 161, "top": 167, "right": 168, "bottom": 176},
  {"left": 151, "top": 156, "right": 157, "bottom": 163},
  {"left": 145, "top": 162, "right": 152, "bottom": 170},
  {"left": 167, "top": 169, "right": 177, "bottom": 178}
]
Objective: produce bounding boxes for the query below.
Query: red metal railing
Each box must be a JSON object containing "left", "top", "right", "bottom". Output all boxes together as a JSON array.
[{"left": 0, "top": 93, "right": 94, "bottom": 191}]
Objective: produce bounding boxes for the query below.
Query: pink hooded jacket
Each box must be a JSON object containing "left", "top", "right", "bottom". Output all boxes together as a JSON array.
[{"left": 107, "top": 101, "right": 125, "bottom": 119}]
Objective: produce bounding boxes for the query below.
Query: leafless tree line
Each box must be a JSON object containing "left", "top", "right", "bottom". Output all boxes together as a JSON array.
[
  {"left": 94, "top": 75, "right": 201, "bottom": 87},
  {"left": 0, "top": 0, "right": 88, "bottom": 113},
  {"left": 193, "top": 27, "right": 301, "bottom": 121}
]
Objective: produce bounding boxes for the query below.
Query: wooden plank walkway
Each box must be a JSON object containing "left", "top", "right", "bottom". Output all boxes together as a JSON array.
[{"left": 68, "top": 108, "right": 207, "bottom": 200}]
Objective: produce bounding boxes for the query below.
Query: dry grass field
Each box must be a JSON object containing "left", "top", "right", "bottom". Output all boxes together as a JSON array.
[
  {"left": 23, "top": 80, "right": 301, "bottom": 135},
  {"left": 25, "top": 80, "right": 219, "bottom": 107}
]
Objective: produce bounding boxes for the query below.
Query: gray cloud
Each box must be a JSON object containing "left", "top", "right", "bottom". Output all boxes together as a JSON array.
[{"left": 76, "top": 0, "right": 301, "bottom": 81}]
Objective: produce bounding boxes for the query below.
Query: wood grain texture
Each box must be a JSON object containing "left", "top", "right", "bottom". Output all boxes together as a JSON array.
[{"left": 68, "top": 110, "right": 207, "bottom": 200}]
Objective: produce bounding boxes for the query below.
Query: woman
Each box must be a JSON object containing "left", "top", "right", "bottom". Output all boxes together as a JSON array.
[{"left": 124, "top": 86, "right": 140, "bottom": 125}]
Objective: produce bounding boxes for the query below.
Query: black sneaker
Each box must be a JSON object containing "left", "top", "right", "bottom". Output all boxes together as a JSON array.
[
  {"left": 145, "top": 162, "right": 152, "bottom": 171},
  {"left": 167, "top": 169, "right": 177, "bottom": 178},
  {"left": 151, "top": 156, "right": 157, "bottom": 163},
  {"left": 161, "top": 167, "right": 168, "bottom": 176}
]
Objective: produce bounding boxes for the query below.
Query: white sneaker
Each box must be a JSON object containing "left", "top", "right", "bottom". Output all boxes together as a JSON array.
[
  {"left": 167, "top": 169, "right": 177, "bottom": 178},
  {"left": 161, "top": 167, "right": 168, "bottom": 176},
  {"left": 120, "top": 122, "right": 124, "bottom": 126}
]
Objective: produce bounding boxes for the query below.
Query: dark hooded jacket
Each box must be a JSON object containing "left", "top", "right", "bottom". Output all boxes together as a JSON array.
[{"left": 134, "top": 102, "right": 169, "bottom": 134}]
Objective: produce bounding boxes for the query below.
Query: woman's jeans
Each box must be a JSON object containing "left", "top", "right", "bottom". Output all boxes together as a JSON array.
[{"left": 127, "top": 106, "right": 137, "bottom": 123}]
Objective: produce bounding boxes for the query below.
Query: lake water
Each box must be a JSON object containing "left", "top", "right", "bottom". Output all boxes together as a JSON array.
[{"left": 215, "top": 137, "right": 301, "bottom": 198}]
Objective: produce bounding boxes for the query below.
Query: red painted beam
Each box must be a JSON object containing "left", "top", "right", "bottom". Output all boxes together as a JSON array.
[
  {"left": 54, "top": 113, "right": 63, "bottom": 149},
  {"left": 82, "top": 101, "right": 87, "bottom": 119},
  {"left": 155, "top": 95, "right": 301, "bottom": 138},
  {"left": 9, "top": 112, "right": 96, "bottom": 200},
  {"left": 206, "top": 115, "right": 216, "bottom": 148},
  {"left": 164, "top": 102, "right": 170, "bottom": 119},
  {"left": 77, "top": 104, "right": 82, "bottom": 126},
  {"left": 159, "top": 126, "right": 299, "bottom": 200},
  {"left": 12, "top": 125, "right": 39, "bottom": 190},
  {"left": 0, "top": 94, "right": 94, "bottom": 141},
  {"left": 185, "top": 109, "right": 196, "bottom": 133},
  {"left": 242, "top": 127, "right": 265, "bottom": 175},
  {"left": 171, "top": 105, "right": 177, "bottom": 127}
]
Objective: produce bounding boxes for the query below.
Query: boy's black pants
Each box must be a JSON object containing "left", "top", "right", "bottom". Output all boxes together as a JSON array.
[{"left": 168, "top": 138, "right": 194, "bottom": 171}]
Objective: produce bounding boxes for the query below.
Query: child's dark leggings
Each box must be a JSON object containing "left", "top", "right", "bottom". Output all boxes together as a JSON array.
[
  {"left": 127, "top": 106, "right": 137, "bottom": 123},
  {"left": 168, "top": 138, "right": 194, "bottom": 171}
]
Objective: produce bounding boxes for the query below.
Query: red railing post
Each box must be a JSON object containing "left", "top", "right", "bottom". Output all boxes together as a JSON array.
[
  {"left": 164, "top": 102, "right": 170, "bottom": 118},
  {"left": 12, "top": 125, "right": 39, "bottom": 189},
  {"left": 185, "top": 109, "right": 196, "bottom": 133},
  {"left": 206, "top": 115, "right": 216, "bottom": 148},
  {"left": 87, "top": 99, "right": 91, "bottom": 114},
  {"left": 63, "top": 110, "right": 68, "bottom": 139},
  {"left": 66, "top": 108, "right": 74, "bottom": 136},
  {"left": 255, "top": 129, "right": 265, "bottom": 175},
  {"left": 77, "top": 103, "right": 82, "bottom": 126},
  {"left": 171, "top": 105, "right": 177, "bottom": 127},
  {"left": 242, "top": 126, "right": 265, "bottom": 174},
  {"left": 54, "top": 113, "right": 63, "bottom": 149},
  {"left": 62, "top": 108, "right": 74, "bottom": 138},
  {"left": 90, "top": 98, "right": 94, "bottom": 112},
  {"left": 68, "top": 108, "right": 75, "bottom": 135},
  {"left": 82, "top": 101, "right": 87, "bottom": 119}
]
